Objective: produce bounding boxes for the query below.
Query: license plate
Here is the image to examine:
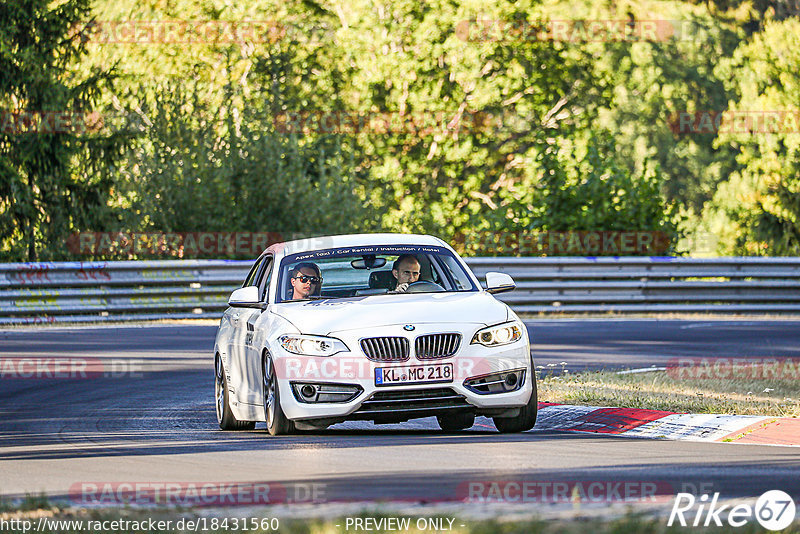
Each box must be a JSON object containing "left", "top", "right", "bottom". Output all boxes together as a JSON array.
[{"left": 374, "top": 363, "right": 453, "bottom": 386}]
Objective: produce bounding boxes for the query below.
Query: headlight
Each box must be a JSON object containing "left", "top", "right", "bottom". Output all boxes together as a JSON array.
[
  {"left": 471, "top": 322, "right": 523, "bottom": 347},
  {"left": 278, "top": 335, "right": 349, "bottom": 357}
]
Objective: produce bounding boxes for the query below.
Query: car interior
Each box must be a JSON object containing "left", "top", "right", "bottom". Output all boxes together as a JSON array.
[{"left": 283, "top": 254, "right": 450, "bottom": 300}]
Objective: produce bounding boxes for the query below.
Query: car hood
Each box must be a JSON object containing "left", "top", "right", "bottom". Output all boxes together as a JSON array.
[{"left": 271, "top": 291, "right": 508, "bottom": 335}]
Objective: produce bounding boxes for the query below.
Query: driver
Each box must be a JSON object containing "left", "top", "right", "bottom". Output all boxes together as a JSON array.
[
  {"left": 289, "top": 262, "right": 322, "bottom": 300},
  {"left": 391, "top": 254, "right": 421, "bottom": 293}
]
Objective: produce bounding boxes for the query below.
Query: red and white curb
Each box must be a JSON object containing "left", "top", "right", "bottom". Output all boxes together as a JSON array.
[{"left": 535, "top": 403, "right": 800, "bottom": 446}]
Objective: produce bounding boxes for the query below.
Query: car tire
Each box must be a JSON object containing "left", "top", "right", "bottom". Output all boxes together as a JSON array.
[
  {"left": 437, "top": 412, "right": 475, "bottom": 432},
  {"left": 215, "top": 355, "right": 255, "bottom": 431},
  {"left": 493, "top": 377, "right": 538, "bottom": 433},
  {"left": 263, "top": 351, "right": 295, "bottom": 436}
]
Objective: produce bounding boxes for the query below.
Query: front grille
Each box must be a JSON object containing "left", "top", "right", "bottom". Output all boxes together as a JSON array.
[
  {"left": 351, "top": 387, "right": 472, "bottom": 420},
  {"left": 415, "top": 333, "right": 461, "bottom": 360},
  {"left": 360, "top": 336, "right": 410, "bottom": 362}
]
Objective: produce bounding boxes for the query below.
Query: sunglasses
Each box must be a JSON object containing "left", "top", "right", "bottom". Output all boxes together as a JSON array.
[{"left": 294, "top": 275, "right": 321, "bottom": 284}]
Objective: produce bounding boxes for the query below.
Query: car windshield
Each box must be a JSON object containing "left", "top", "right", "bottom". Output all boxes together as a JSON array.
[{"left": 276, "top": 244, "right": 477, "bottom": 302}]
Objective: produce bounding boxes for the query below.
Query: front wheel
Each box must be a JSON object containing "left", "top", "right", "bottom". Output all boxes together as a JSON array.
[
  {"left": 263, "top": 352, "right": 295, "bottom": 436},
  {"left": 493, "top": 378, "right": 538, "bottom": 433},
  {"left": 215, "top": 355, "right": 255, "bottom": 431}
]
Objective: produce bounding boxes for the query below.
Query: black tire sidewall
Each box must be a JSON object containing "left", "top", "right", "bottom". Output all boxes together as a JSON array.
[
  {"left": 494, "top": 375, "right": 538, "bottom": 433},
  {"left": 216, "top": 356, "right": 236, "bottom": 429}
]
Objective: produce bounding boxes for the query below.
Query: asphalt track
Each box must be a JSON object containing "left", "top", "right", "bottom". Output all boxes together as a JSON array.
[{"left": 1, "top": 320, "right": 799, "bottom": 508}]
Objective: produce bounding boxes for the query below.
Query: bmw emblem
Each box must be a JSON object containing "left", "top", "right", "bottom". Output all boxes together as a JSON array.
[{"left": 403, "top": 325, "right": 415, "bottom": 331}]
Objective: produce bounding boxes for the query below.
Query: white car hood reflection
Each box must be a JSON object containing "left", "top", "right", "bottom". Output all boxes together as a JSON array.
[{"left": 271, "top": 291, "right": 508, "bottom": 335}]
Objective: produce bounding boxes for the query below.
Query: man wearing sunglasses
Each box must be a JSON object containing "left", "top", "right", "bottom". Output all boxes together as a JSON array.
[{"left": 289, "top": 262, "right": 323, "bottom": 300}]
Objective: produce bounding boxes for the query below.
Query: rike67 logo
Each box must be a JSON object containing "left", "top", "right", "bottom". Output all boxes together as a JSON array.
[{"left": 668, "top": 490, "right": 796, "bottom": 530}]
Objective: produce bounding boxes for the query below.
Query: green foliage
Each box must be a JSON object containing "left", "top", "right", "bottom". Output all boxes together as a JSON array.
[
  {"left": 333, "top": 0, "right": 605, "bottom": 240},
  {"left": 513, "top": 133, "right": 677, "bottom": 233},
  {"left": 330, "top": 0, "right": 693, "bottom": 252},
  {"left": 460, "top": 132, "right": 681, "bottom": 255},
  {"left": 0, "top": 0, "right": 129, "bottom": 261},
  {"left": 111, "top": 78, "right": 369, "bottom": 250},
  {"left": 2, "top": 0, "right": 797, "bottom": 259},
  {"left": 583, "top": 11, "right": 742, "bottom": 215},
  {"left": 704, "top": 18, "right": 800, "bottom": 255}
]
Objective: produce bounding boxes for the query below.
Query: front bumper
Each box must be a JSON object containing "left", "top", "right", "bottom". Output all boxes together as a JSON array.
[{"left": 272, "top": 323, "right": 534, "bottom": 422}]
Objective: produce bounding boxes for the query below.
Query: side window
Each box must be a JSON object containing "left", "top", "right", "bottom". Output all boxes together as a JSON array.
[
  {"left": 242, "top": 256, "right": 266, "bottom": 288},
  {"left": 424, "top": 255, "right": 444, "bottom": 286},
  {"left": 257, "top": 256, "right": 273, "bottom": 301},
  {"left": 438, "top": 255, "right": 473, "bottom": 290},
  {"left": 426, "top": 256, "right": 451, "bottom": 289}
]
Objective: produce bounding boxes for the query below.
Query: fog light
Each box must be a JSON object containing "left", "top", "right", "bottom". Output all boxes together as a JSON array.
[
  {"left": 464, "top": 369, "right": 526, "bottom": 395},
  {"left": 291, "top": 382, "right": 363, "bottom": 403}
]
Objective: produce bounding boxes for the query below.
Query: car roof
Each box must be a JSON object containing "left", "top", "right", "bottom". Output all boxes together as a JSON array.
[{"left": 264, "top": 233, "right": 448, "bottom": 257}]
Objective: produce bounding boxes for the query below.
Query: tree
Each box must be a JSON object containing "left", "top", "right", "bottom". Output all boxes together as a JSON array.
[
  {"left": 704, "top": 18, "right": 800, "bottom": 255},
  {"left": 331, "top": 0, "right": 697, "bottom": 253},
  {"left": 333, "top": 0, "right": 596, "bottom": 242},
  {"left": 463, "top": 132, "right": 681, "bottom": 255},
  {"left": 110, "top": 77, "right": 369, "bottom": 255},
  {"left": 0, "top": 0, "right": 128, "bottom": 261},
  {"left": 72, "top": 0, "right": 371, "bottom": 259}
]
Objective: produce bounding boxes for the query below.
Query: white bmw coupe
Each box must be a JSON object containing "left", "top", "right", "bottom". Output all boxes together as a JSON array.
[{"left": 214, "top": 233, "right": 537, "bottom": 435}]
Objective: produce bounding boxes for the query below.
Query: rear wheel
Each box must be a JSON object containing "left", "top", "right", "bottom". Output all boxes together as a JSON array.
[
  {"left": 493, "top": 377, "right": 538, "bottom": 433},
  {"left": 263, "top": 352, "right": 295, "bottom": 436},
  {"left": 437, "top": 412, "right": 475, "bottom": 431},
  {"left": 215, "top": 355, "right": 255, "bottom": 431}
]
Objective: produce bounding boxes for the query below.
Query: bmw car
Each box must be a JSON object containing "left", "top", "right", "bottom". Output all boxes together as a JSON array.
[{"left": 213, "top": 233, "right": 537, "bottom": 435}]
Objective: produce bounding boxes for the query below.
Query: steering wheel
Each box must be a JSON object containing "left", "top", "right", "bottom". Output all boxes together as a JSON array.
[{"left": 405, "top": 280, "right": 445, "bottom": 293}]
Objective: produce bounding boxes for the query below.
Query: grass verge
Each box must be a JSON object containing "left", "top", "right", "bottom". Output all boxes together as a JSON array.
[{"left": 538, "top": 364, "right": 800, "bottom": 417}]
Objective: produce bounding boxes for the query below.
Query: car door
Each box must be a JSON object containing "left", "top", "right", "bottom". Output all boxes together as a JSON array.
[
  {"left": 220, "top": 256, "right": 262, "bottom": 367},
  {"left": 239, "top": 257, "right": 278, "bottom": 406},
  {"left": 228, "top": 255, "right": 270, "bottom": 404}
]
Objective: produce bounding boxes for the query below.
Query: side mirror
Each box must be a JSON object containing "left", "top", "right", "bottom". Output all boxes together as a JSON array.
[
  {"left": 228, "top": 286, "right": 263, "bottom": 308},
  {"left": 485, "top": 272, "right": 516, "bottom": 294}
]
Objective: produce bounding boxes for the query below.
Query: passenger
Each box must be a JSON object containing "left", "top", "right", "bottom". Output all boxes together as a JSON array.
[
  {"left": 391, "top": 254, "right": 421, "bottom": 293},
  {"left": 289, "top": 262, "right": 322, "bottom": 300}
]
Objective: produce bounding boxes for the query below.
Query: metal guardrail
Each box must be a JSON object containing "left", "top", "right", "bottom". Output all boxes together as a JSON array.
[
  {"left": 1, "top": 257, "right": 799, "bottom": 324},
  {"left": 466, "top": 257, "right": 800, "bottom": 314},
  {"left": 0, "top": 260, "right": 249, "bottom": 325}
]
